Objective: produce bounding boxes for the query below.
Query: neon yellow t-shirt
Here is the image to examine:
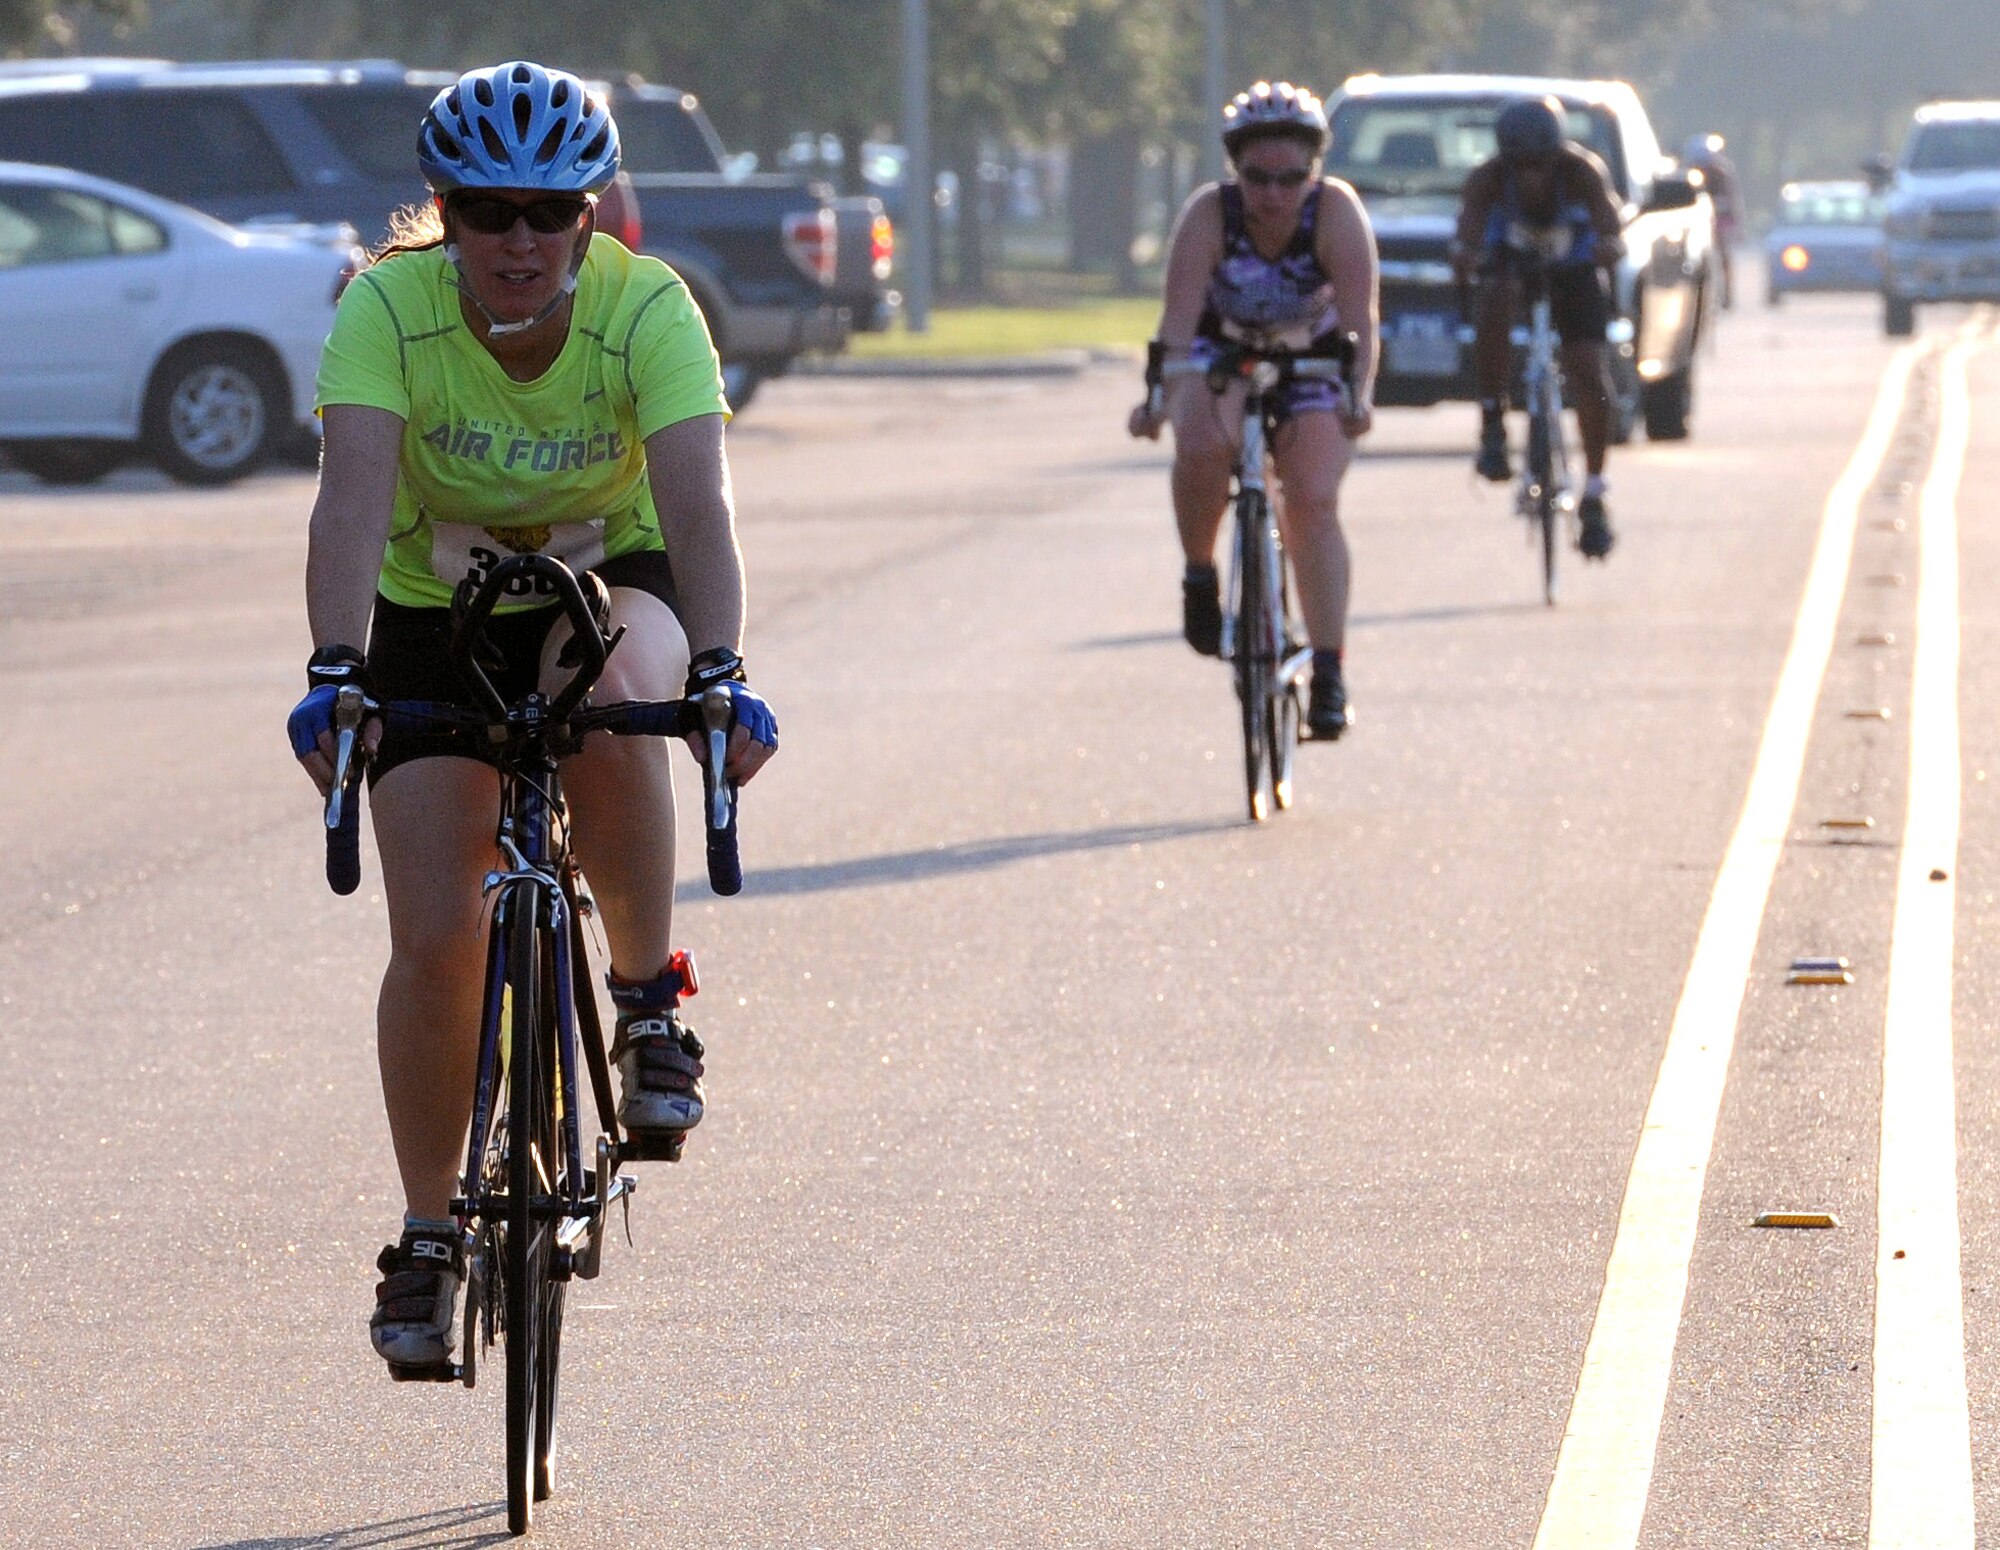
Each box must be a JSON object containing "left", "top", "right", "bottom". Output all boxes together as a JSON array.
[{"left": 315, "top": 237, "right": 728, "bottom": 610}]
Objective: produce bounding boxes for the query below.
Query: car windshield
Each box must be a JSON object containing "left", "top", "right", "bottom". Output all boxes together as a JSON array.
[
  {"left": 614, "top": 96, "right": 725, "bottom": 175},
  {"left": 1906, "top": 121, "right": 2000, "bottom": 173},
  {"left": 1326, "top": 96, "right": 1625, "bottom": 198},
  {"left": 1779, "top": 186, "right": 1879, "bottom": 225}
]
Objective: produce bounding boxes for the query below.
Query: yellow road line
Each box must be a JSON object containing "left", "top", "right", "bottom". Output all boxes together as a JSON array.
[
  {"left": 1532, "top": 340, "right": 1927, "bottom": 1550},
  {"left": 1869, "top": 324, "right": 1980, "bottom": 1550}
]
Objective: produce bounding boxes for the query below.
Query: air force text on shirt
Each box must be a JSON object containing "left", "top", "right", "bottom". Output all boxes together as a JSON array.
[{"left": 420, "top": 420, "right": 629, "bottom": 471}]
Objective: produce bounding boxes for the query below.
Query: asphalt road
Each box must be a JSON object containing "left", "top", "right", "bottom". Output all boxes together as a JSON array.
[{"left": 3, "top": 295, "right": 1999, "bottom": 1548}]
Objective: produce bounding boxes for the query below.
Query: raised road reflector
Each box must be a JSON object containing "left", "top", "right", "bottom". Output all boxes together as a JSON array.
[
  {"left": 1754, "top": 1211, "right": 1840, "bottom": 1229},
  {"left": 1846, "top": 707, "right": 1893, "bottom": 720},
  {"left": 1789, "top": 955, "right": 1854, "bottom": 986},
  {"left": 1820, "top": 816, "right": 1876, "bottom": 829},
  {"left": 1857, "top": 632, "right": 1896, "bottom": 646}
]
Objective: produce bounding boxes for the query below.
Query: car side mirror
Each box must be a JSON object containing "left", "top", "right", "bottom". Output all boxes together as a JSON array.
[{"left": 1644, "top": 172, "right": 1701, "bottom": 214}]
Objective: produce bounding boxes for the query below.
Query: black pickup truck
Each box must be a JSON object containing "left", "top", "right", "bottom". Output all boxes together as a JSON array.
[
  {"left": 607, "top": 79, "right": 896, "bottom": 409},
  {"left": 1325, "top": 73, "right": 1716, "bottom": 440}
]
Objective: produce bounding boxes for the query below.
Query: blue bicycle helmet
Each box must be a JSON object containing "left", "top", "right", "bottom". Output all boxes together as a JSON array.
[{"left": 418, "top": 61, "right": 621, "bottom": 195}]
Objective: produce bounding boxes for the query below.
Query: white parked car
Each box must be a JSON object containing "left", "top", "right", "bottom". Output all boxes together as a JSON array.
[{"left": 0, "top": 160, "right": 357, "bottom": 484}]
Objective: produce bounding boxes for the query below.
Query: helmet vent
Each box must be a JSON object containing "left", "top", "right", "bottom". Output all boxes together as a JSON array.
[
  {"left": 471, "top": 78, "right": 494, "bottom": 109},
  {"left": 479, "top": 119, "right": 510, "bottom": 164},
  {"left": 513, "top": 91, "right": 534, "bottom": 139},
  {"left": 534, "top": 120, "right": 567, "bottom": 169},
  {"left": 550, "top": 78, "right": 571, "bottom": 109},
  {"left": 580, "top": 125, "right": 610, "bottom": 163}
]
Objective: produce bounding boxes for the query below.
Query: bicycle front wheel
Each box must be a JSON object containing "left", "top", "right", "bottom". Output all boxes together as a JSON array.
[
  {"left": 503, "top": 896, "right": 566, "bottom": 1532},
  {"left": 1268, "top": 549, "right": 1300, "bottom": 811},
  {"left": 1527, "top": 407, "right": 1559, "bottom": 606},
  {"left": 1234, "top": 490, "right": 1273, "bottom": 822}
]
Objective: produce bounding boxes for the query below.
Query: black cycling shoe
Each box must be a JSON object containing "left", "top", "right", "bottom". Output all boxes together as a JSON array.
[
  {"left": 1182, "top": 567, "right": 1222, "bottom": 657},
  {"left": 371, "top": 1223, "right": 464, "bottom": 1375},
  {"left": 1578, "top": 494, "right": 1615, "bottom": 559},
  {"left": 1475, "top": 417, "right": 1512, "bottom": 483},
  {"left": 1306, "top": 662, "right": 1350, "bottom": 741}
]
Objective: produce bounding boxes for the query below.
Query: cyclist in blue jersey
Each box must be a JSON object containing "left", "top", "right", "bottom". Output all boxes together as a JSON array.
[
  {"left": 1128, "top": 80, "right": 1379, "bottom": 739},
  {"left": 1453, "top": 95, "right": 1625, "bottom": 559}
]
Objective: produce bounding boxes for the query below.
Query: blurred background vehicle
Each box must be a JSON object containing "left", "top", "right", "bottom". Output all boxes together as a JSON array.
[
  {"left": 0, "top": 60, "right": 868, "bottom": 413},
  {"left": 607, "top": 77, "right": 893, "bottom": 410},
  {"left": 1763, "top": 179, "right": 1884, "bottom": 304},
  {"left": 0, "top": 160, "right": 355, "bottom": 485},
  {"left": 1877, "top": 99, "right": 2000, "bottom": 337}
]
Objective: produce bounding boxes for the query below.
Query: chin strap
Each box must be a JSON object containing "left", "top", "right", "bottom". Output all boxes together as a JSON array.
[{"left": 445, "top": 204, "right": 596, "bottom": 340}]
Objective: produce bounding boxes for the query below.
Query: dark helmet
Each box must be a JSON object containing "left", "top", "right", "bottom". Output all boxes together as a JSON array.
[{"left": 1494, "top": 95, "right": 1566, "bottom": 161}]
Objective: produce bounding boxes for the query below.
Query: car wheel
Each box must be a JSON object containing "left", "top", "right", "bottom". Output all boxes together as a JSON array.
[
  {"left": 1641, "top": 366, "right": 1694, "bottom": 442},
  {"left": 142, "top": 340, "right": 284, "bottom": 486},
  {"left": 721, "top": 360, "right": 764, "bottom": 414},
  {"left": 5, "top": 438, "right": 126, "bottom": 485},
  {"left": 1883, "top": 293, "right": 1916, "bottom": 337}
]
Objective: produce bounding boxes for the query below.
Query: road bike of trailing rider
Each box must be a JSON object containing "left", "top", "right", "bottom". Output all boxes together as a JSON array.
[
  {"left": 287, "top": 59, "right": 776, "bottom": 1390},
  {"left": 1454, "top": 94, "right": 1624, "bottom": 561},
  {"left": 1128, "top": 77, "right": 1378, "bottom": 743}
]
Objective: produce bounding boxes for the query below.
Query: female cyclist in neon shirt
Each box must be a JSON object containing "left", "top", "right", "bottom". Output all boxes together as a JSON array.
[
  {"left": 287, "top": 62, "right": 776, "bottom": 1374},
  {"left": 1128, "top": 80, "right": 1379, "bottom": 739}
]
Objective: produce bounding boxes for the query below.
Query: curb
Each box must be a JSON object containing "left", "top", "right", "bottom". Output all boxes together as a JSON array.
[{"left": 794, "top": 346, "right": 1139, "bottom": 380}]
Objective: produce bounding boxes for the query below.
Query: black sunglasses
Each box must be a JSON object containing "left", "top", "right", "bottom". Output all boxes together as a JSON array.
[
  {"left": 1240, "top": 166, "right": 1313, "bottom": 190},
  {"left": 451, "top": 193, "right": 591, "bottom": 235}
]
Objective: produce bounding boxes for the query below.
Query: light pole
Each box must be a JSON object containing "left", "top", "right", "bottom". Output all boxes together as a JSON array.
[
  {"left": 1201, "top": 0, "right": 1227, "bottom": 186},
  {"left": 901, "top": 0, "right": 933, "bottom": 332}
]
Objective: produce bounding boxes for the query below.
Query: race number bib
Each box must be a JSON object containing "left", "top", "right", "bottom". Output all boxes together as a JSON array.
[{"left": 428, "top": 517, "right": 610, "bottom": 603}]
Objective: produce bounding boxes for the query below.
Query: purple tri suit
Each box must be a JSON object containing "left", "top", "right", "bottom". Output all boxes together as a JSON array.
[{"left": 1190, "top": 182, "right": 1344, "bottom": 422}]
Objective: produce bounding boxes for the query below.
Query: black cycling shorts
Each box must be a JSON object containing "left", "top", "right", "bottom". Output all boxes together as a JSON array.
[
  {"left": 364, "top": 548, "right": 681, "bottom": 784},
  {"left": 1482, "top": 262, "right": 1612, "bottom": 346}
]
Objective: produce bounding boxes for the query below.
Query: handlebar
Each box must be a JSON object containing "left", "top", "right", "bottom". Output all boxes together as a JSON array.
[
  {"left": 319, "top": 555, "right": 746, "bottom": 899},
  {"left": 1156, "top": 333, "right": 1356, "bottom": 407}
]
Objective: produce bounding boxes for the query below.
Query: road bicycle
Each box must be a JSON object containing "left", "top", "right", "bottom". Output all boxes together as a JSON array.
[
  {"left": 1153, "top": 333, "right": 1355, "bottom": 822},
  {"left": 1502, "top": 244, "right": 1578, "bottom": 607},
  {"left": 317, "top": 553, "right": 744, "bottom": 1535}
]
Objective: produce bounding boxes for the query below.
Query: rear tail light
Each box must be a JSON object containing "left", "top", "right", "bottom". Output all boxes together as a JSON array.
[
  {"left": 599, "top": 174, "right": 643, "bottom": 251},
  {"left": 332, "top": 245, "right": 366, "bottom": 302},
  {"left": 870, "top": 213, "right": 894, "bottom": 281},
  {"left": 782, "top": 208, "right": 837, "bottom": 285}
]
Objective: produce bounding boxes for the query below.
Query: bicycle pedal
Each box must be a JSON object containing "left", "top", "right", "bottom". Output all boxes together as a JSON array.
[
  {"left": 386, "top": 1359, "right": 462, "bottom": 1384},
  {"left": 619, "top": 1129, "right": 687, "bottom": 1164}
]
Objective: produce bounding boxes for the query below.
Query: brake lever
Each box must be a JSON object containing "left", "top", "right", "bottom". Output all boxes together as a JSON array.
[{"left": 326, "top": 684, "right": 368, "bottom": 830}]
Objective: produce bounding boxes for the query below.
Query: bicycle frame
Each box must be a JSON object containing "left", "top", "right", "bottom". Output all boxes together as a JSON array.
[
  {"left": 1507, "top": 259, "right": 1575, "bottom": 605},
  {"left": 1221, "top": 366, "right": 1315, "bottom": 705}
]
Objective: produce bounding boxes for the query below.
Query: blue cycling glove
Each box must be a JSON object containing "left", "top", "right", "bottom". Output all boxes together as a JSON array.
[
  {"left": 288, "top": 644, "right": 369, "bottom": 759},
  {"left": 713, "top": 680, "right": 779, "bottom": 749},
  {"left": 686, "top": 648, "right": 778, "bottom": 750},
  {"left": 288, "top": 685, "right": 340, "bottom": 758}
]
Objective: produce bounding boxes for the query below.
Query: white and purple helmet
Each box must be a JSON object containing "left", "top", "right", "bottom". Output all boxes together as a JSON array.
[
  {"left": 418, "top": 61, "right": 621, "bottom": 196},
  {"left": 1221, "top": 80, "right": 1330, "bottom": 159}
]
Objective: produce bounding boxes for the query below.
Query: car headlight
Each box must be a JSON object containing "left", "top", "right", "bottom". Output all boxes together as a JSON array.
[{"left": 1780, "top": 244, "right": 1811, "bottom": 273}]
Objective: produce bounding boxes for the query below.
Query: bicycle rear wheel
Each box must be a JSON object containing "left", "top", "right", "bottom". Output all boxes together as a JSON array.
[
  {"left": 1233, "top": 490, "right": 1273, "bottom": 822},
  {"left": 503, "top": 896, "right": 566, "bottom": 1533},
  {"left": 1527, "top": 406, "right": 1558, "bottom": 606}
]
